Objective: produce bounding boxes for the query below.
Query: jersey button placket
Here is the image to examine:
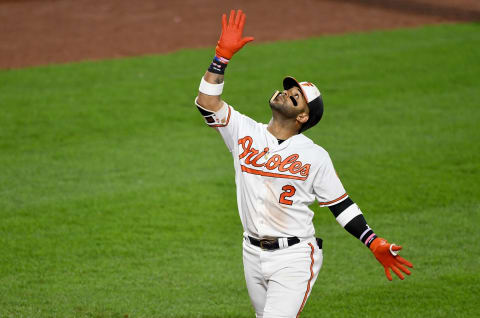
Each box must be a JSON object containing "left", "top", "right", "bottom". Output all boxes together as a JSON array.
[
  {"left": 257, "top": 195, "right": 265, "bottom": 232},
  {"left": 258, "top": 199, "right": 264, "bottom": 225}
]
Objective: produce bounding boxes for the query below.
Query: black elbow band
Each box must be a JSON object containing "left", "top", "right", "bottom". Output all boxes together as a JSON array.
[
  {"left": 196, "top": 105, "right": 216, "bottom": 124},
  {"left": 328, "top": 197, "right": 354, "bottom": 217},
  {"left": 330, "top": 198, "right": 376, "bottom": 247}
]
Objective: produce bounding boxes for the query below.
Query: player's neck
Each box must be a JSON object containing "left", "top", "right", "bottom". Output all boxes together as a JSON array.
[{"left": 267, "top": 118, "right": 299, "bottom": 140}]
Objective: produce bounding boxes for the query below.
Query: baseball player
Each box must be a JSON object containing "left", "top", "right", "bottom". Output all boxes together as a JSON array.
[{"left": 195, "top": 10, "right": 413, "bottom": 318}]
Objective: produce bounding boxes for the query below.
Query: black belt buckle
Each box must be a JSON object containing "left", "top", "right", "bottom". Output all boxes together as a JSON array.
[
  {"left": 259, "top": 240, "right": 268, "bottom": 249},
  {"left": 259, "top": 239, "right": 276, "bottom": 250}
]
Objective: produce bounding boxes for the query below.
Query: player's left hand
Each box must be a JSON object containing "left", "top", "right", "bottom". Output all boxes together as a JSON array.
[{"left": 369, "top": 237, "right": 413, "bottom": 281}]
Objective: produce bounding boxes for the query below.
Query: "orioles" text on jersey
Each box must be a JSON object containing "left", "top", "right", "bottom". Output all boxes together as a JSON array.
[{"left": 238, "top": 135, "right": 311, "bottom": 181}]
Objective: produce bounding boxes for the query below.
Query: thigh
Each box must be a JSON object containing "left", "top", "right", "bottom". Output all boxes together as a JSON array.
[
  {"left": 263, "top": 241, "right": 323, "bottom": 318},
  {"left": 243, "top": 240, "right": 268, "bottom": 317}
]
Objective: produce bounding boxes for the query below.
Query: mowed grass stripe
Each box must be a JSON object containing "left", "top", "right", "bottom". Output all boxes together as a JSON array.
[{"left": 0, "top": 23, "right": 479, "bottom": 317}]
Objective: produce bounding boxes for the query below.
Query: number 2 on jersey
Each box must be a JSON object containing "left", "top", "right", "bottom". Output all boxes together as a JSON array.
[{"left": 279, "top": 185, "right": 296, "bottom": 205}]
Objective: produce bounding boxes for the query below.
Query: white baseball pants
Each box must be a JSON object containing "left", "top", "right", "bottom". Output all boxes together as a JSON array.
[{"left": 242, "top": 237, "right": 323, "bottom": 318}]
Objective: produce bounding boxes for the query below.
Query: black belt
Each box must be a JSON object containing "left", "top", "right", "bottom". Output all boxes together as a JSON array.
[
  {"left": 248, "top": 236, "right": 300, "bottom": 250},
  {"left": 247, "top": 236, "right": 323, "bottom": 250}
]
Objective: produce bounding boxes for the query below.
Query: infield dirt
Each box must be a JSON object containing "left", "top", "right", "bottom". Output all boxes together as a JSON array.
[{"left": 1, "top": 0, "right": 479, "bottom": 69}]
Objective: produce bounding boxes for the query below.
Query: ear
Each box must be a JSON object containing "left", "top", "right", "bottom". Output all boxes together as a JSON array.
[{"left": 296, "top": 112, "right": 309, "bottom": 124}]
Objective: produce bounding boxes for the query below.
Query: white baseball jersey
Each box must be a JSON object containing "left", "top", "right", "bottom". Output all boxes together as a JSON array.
[{"left": 196, "top": 98, "right": 348, "bottom": 239}]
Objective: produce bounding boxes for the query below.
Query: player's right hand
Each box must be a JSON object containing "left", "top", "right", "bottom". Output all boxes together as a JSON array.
[
  {"left": 215, "top": 9, "right": 254, "bottom": 60},
  {"left": 369, "top": 237, "right": 413, "bottom": 281}
]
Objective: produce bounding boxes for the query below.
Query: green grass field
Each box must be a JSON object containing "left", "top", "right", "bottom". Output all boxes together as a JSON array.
[{"left": 1, "top": 23, "right": 479, "bottom": 317}]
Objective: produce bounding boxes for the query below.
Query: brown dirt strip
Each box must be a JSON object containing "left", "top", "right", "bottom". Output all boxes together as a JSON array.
[{"left": 0, "top": 0, "right": 479, "bottom": 69}]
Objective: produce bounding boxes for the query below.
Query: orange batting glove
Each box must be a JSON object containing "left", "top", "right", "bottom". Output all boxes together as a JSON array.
[
  {"left": 369, "top": 237, "right": 413, "bottom": 281},
  {"left": 215, "top": 9, "right": 254, "bottom": 60}
]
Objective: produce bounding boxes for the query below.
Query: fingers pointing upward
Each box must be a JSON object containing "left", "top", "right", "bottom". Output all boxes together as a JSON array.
[{"left": 215, "top": 9, "right": 254, "bottom": 59}]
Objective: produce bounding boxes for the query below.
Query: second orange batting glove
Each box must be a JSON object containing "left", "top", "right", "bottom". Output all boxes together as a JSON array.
[
  {"left": 215, "top": 9, "right": 254, "bottom": 60},
  {"left": 369, "top": 237, "right": 413, "bottom": 281}
]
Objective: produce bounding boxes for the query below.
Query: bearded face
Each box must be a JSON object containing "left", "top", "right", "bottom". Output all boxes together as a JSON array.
[{"left": 269, "top": 86, "right": 308, "bottom": 119}]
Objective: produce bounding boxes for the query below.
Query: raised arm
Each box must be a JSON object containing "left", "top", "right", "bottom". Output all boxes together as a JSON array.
[{"left": 196, "top": 9, "right": 254, "bottom": 112}]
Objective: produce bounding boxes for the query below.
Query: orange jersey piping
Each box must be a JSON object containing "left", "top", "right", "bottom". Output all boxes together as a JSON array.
[
  {"left": 318, "top": 193, "right": 348, "bottom": 206},
  {"left": 296, "top": 243, "right": 315, "bottom": 318}
]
